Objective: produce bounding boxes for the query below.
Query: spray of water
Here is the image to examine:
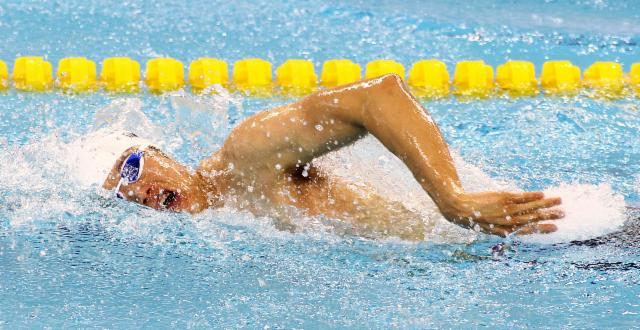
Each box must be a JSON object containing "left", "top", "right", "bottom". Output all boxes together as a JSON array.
[
  {"left": 0, "top": 92, "right": 631, "bottom": 245},
  {"left": 319, "top": 135, "right": 629, "bottom": 244}
]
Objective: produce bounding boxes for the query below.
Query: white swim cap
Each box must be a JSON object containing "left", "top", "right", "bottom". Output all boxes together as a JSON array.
[{"left": 66, "top": 128, "right": 153, "bottom": 186}]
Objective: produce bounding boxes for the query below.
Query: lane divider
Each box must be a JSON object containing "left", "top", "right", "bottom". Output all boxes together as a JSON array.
[
  {"left": 57, "top": 57, "right": 97, "bottom": 92},
  {"left": 0, "top": 60, "right": 8, "bottom": 90},
  {"left": 100, "top": 57, "right": 141, "bottom": 93},
  {"left": 320, "top": 59, "right": 361, "bottom": 88},
  {"left": 496, "top": 61, "right": 537, "bottom": 96},
  {"left": 276, "top": 59, "right": 317, "bottom": 95},
  {"left": 189, "top": 58, "right": 229, "bottom": 93},
  {"left": 365, "top": 59, "right": 405, "bottom": 80},
  {"left": 632, "top": 63, "right": 640, "bottom": 96},
  {"left": 453, "top": 60, "right": 494, "bottom": 97},
  {"left": 584, "top": 61, "right": 625, "bottom": 97},
  {"left": 145, "top": 58, "right": 184, "bottom": 93},
  {"left": 0, "top": 56, "right": 639, "bottom": 98},
  {"left": 408, "top": 59, "right": 449, "bottom": 98},
  {"left": 233, "top": 58, "right": 272, "bottom": 96},
  {"left": 540, "top": 61, "right": 581, "bottom": 94},
  {"left": 13, "top": 57, "right": 53, "bottom": 92}
]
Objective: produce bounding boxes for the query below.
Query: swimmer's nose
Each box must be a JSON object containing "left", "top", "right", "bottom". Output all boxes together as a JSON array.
[
  {"left": 130, "top": 186, "right": 153, "bottom": 205},
  {"left": 118, "top": 189, "right": 155, "bottom": 208}
]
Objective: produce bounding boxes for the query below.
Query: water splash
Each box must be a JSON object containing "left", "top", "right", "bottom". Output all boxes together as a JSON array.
[
  {"left": 520, "top": 183, "right": 627, "bottom": 244},
  {"left": 1, "top": 1, "right": 640, "bottom": 327},
  {"left": 319, "top": 136, "right": 631, "bottom": 244}
]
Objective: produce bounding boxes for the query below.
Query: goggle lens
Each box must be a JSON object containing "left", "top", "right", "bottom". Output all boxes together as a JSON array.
[
  {"left": 121, "top": 151, "right": 144, "bottom": 182},
  {"left": 115, "top": 149, "right": 145, "bottom": 199}
]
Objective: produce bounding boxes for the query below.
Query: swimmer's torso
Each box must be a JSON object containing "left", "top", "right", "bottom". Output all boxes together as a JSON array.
[{"left": 198, "top": 156, "right": 428, "bottom": 240}]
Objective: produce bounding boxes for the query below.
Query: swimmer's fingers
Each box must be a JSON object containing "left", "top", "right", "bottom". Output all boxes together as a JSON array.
[
  {"left": 479, "top": 209, "right": 564, "bottom": 226},
  {"left": 476, "top": 222, "right": 558, "bottom": 237},
  {"left": 515, "top": 223, "right": 558, "bottom": 236},
  {"left": 506, "top": 191, "right": 544, "bottom": 204},
  {"left": 510, "top": 209, "right": 564, "bottom": 223},
  {"left": 476, "top": 223, "right": 512, "bottom": 237},
  {"left": 506, "top": 197, "right": 562, "bottom": 215}
]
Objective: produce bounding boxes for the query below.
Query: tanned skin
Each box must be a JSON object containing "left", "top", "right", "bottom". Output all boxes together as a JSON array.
[{"left": 104, "top": 74, "right": 563, "bottom": 240}]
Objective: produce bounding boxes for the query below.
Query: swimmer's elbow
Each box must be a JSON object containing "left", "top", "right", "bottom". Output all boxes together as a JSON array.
[{"left": 378, "top": 73, "right": 404, "bottom": 87}]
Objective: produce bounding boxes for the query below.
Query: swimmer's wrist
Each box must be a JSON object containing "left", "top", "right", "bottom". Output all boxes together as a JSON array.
[{"left": 433, "top": 189, "right": 468, "bottom": 220}]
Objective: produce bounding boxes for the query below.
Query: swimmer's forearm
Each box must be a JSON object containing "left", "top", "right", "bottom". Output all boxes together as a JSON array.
[
  {"left": 361, "top": 76, "right": 464, "bottom": 206},
  {"left": 307, "top": 75, "right": 565, "bottom": 233},
  {"left": 307, "top": 74, "right": 465, "bottom": 209}
]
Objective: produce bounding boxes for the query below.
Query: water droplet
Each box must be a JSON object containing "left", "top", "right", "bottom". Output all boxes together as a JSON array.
[{"left": 315, "top": 124, "right": 324, "bottom": 131}]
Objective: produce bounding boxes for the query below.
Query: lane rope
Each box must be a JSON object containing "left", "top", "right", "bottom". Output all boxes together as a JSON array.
[{"left": 0, "top": 57, "right": 638, "bottom": 98}]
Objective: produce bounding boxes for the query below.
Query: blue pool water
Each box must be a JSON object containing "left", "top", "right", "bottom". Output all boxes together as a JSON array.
[{"left": 1, "top": 0, "right": 640, "bottom": 327}]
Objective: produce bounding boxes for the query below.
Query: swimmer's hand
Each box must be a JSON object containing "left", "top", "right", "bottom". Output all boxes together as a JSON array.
[{"left": 441, "top": 191, "right": 563, "bottom": 237}]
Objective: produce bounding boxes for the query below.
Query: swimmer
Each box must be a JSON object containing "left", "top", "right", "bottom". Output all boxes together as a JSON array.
[{"left": 101, "top": 74, "right": 563, "bottom": 240}]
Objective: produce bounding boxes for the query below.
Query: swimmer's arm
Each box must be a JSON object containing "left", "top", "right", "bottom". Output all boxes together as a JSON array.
[{"left": 218, "top": 74, "right": 562, "bottom": 236}]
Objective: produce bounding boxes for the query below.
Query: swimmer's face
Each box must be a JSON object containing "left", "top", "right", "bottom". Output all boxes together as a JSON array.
[{"left": 103, "top": 146, "right": 208, "bottom": 213}]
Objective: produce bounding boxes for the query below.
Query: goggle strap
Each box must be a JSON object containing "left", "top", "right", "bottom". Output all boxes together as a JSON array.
[{"left": 114, "top": 177, "right": 125, "bottom": 198}]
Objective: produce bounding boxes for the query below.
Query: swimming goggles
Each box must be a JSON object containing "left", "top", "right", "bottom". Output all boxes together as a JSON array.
[{"left": 114, "top": 147, "right": 146, "bottom": 198}]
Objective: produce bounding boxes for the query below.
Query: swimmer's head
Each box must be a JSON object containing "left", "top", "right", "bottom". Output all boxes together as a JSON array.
[
  {"left": 67, "top": 129, "right": 209, "bottom": 213},
  {"left": 102, "top": 145, "right": 208, "bottom": 213}
]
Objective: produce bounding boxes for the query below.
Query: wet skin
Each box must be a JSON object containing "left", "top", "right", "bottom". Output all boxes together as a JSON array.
[
  {"left": 103, "top": 74, "right": 563, "bottom": 240},
  {"left": 104, "top": 146, "right": 211, "bottom": 213}
]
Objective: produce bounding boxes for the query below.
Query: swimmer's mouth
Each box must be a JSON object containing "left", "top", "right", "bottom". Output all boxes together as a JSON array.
[{"left": 159, "top": 191, "right": 178, "bottom": 210}]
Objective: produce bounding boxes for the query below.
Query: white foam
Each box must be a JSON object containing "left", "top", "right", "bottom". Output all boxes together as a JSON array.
[
  {"left": 520, "top": 183, "right": 627, "bottom": 243},
  {"left": 316, "top": 136, "right": 475, "bottom": 243},
  {"left": 64, "top": 92, "right": 237, "bottom": 188},
  {"left": 318, "top": 136, "right": 629, "bottom": 244},
  {"left": 1, "top": 97, "right": 629, "bottom": 244}
]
